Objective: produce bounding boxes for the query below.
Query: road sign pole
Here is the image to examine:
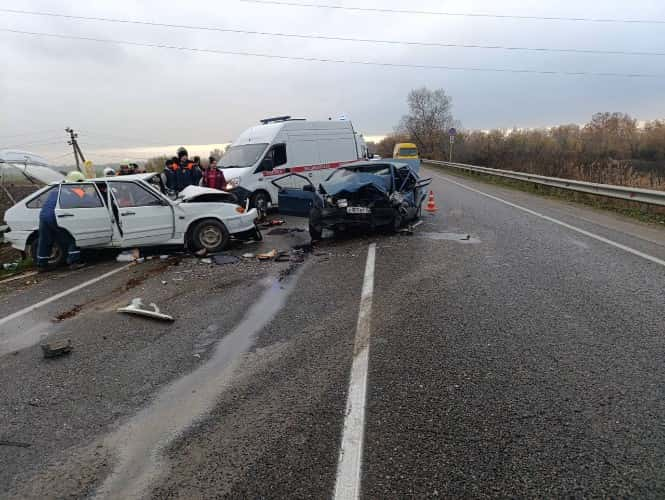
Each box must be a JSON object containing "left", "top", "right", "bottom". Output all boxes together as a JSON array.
[{"left": 448, "top": 127, "right": 457, "bottom": 163}]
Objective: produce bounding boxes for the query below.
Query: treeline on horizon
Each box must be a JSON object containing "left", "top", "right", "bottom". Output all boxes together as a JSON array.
[{"left": 371, "top": 88, "right": 665, "bottom": 190}]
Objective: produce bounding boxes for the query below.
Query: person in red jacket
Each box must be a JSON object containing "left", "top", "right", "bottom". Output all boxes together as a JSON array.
[{"left": 202, "top": 156, "right": 226, "bottom": 190}]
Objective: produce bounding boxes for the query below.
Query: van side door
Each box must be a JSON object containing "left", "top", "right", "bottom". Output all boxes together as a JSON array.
[{"left": 255, "top": 143, "right": 287, "bottom": 201}]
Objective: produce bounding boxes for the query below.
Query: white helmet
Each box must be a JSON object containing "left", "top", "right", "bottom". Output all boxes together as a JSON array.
[{"left": 103, "top": 167, "right": 116, "bottom": 177}]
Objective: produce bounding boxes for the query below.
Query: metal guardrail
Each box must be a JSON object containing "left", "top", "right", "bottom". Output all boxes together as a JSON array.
[{"left": 424, "top": 160, "right": 665, "bottom": 207}]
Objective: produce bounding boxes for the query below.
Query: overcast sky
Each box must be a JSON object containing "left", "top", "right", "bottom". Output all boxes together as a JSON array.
[{"left": 1, "top": 0, "right": 664, "bottom": 165}]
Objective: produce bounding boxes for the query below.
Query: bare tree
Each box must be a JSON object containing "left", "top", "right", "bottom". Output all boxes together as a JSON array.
[{"left": 398, "top": 87, "right": 458, "bottom": 157}]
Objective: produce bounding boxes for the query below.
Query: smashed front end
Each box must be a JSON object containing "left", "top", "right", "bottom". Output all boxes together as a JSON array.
[{"left": 311, "top": 179, "right": 395, "bottom": 234}]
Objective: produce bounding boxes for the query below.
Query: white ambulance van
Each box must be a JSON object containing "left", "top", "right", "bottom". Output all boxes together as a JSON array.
[{"left": 219, "top": 116, "right": 363, "bottom": 210}]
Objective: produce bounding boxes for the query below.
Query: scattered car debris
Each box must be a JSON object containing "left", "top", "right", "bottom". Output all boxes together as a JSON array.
[
  {"left": 275, "top": 251, "right": 291, "bottom": 262},
  {"left": 261, "top": 218, "right": 286, "bottom": 227},
  {"left": 200, "top": 258, "right": 212, "bottom": 264},
  {"left": 267, "top": 227, "right": 306, "bottom": 235},
  {"left": 242, "top": 253, "right": 255, "bottom": 259},
  {"left": 213, "top": 255, "right": 240, "bottom": 265},
  {"left": 194, "top": 248, "right": 207, "bottom": 257},
  {"left": 2, "top": 262, "right": 18, "bottom": 271},
  {"left": 41, "top": 339, "right": 73, "bottom": 358},
  {"left": 117, "top": 298, "right": 174, "bottom": 322},
  {"left": 159, "top": 255, "right": 170, "bottom": 260},
  {"left": 117, "top": 249, "right": 141, "bottom": 262},
  {"left": 257, "top": 249, "right": 278, "bottom": 260},
  {"left": 0, "top": 440, "right": 31, "bottom": 448},
  {"left": 54, "top": 304, "right": 82, "bottom": 322}
]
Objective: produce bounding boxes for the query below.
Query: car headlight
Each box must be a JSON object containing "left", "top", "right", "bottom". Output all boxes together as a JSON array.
[
  {"left": 336, "top": 199, "right": 348, "bottom": 208},
  {"left": 225, "top": 177, "right": 240, "bottom": 190}
]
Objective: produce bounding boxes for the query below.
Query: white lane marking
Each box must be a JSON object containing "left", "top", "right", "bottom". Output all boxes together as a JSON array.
[
  {"left": 434, "top": 173, "right": 665, "bottom": 269},
  {"left": 334, "top": 243, "right": 376, "bottom": 500},
  {"left": 0, "top": 265, "right": 131, "bottom": 327}
]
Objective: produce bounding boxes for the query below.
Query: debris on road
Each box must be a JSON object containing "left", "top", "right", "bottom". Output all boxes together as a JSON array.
[
  {"left": 194, "top": 248, "right": 207, "bottom": 257},
  {"left": 41, "top": 339, "right": 73, "bottom": 358},
  {"left": 261, "top": 218, "right": 286, "bottom": 227},
  {"left": 54, "top": 304, "right": 83, "bottom": 322},
  {"left": 213, "top": 255, "right": 240, "bottom": 265},
  {"left": 257, "top": 249, "right": 278, "bottom": 260},
  {"left": 117, "top": 249, "right": 141, "bottom": 262},
  {"left": 242, "top": 253, "right": 255, "bottom": 259},
  {"left": 267, "top": 227, "right": 306, "bottom": 235},
  {"left": 199, "top": 258, "right": 212, "bottom": 264},
  {"left": 117, "top": 298, "right": 174, "bottom": 322}
]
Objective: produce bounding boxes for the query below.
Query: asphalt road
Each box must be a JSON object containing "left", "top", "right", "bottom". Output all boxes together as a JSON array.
[{"left": 2, "top": 166, "right": 665, "bottom": 498}]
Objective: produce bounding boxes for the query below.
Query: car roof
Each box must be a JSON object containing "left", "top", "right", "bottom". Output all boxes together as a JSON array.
[
  {"left": 52, "top": 173, "right": 156, "bottom": 184},
  {"left": 343, "top": 160, "right": 409, "bottom": 169}
]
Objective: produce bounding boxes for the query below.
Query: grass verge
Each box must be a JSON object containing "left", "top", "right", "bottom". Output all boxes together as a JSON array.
[{"left": 425, "top": 162, "right": 665, "bottom": 227}]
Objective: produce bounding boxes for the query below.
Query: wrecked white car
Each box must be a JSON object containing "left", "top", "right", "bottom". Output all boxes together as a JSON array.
[{"left": 4, "top": 173, "right": 261, "bottom": 265}]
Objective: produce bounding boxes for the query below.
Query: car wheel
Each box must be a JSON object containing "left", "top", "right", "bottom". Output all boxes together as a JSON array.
[
  {"left": 191, "top": 219, "right": 230, "bottom": 253},
  {"left": 250, "top": 191, "right": 270, "bottom": 215},
  {"left": 30, "top": 236, "right": 66, "bottom": 267}
]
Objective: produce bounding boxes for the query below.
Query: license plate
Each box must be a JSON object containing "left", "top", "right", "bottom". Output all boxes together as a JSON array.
[{"left": 346, "top": 206, "right": 371, "bottom": 214}]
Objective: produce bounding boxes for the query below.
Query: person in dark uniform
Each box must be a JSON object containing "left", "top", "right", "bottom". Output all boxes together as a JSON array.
[{"left": 36, "top": 171, "right": 86, "bottom": 271}]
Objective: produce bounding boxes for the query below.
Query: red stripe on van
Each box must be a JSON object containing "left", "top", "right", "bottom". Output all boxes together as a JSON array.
[{"left": 262, "top": 160, "right": 357, "bottom": 177}]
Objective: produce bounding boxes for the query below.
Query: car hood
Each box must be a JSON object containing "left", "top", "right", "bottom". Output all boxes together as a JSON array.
[
  {"left": 176, "top": 185, "right": 229, "bottom": 202},
  {"left": 320, "top": 173, "right": 391, "bottom": 198}
]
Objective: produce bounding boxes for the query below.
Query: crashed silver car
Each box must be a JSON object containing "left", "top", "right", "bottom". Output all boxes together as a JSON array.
[{"left": 273, "top": 161, "right": 431, "bottom": 239}]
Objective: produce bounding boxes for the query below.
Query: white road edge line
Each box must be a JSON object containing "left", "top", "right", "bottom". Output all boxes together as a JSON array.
[
  {"left": 0, "top": 264, "right": 131, "bottom": 327},
  {"left": 434, "top": 173, "right": 665, "bottom": 269},
  {"left": 334, "top": 242, "right": 376, "bottom": 500}
]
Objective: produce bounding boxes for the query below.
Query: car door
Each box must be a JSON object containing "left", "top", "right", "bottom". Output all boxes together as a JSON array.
[
  {"left": 108, "top": 180, "right": 175, "bottom": 247},
  {"left": 271, "top": 173, "right": 316, "bottom": 217},
  {"left": 54, "top": 183, "right": 113, "bottom": 247}
]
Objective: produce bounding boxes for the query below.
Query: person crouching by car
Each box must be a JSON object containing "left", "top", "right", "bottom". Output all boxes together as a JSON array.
[
  {"left": 36, "top": 171, "right": 86, "bottom": 272},
  {"left": 202, "top": 156, "right": 226, "bottom": 190}
]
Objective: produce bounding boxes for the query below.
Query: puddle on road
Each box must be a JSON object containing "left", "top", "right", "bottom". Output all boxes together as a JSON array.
[
  {"left": 0, "top": 316, "right": 57, "bottom": 356},
  {"left": 418, "top": 232, "right": 481, "bottom": 244},
  {"left": 95, "top": 270, "right": 304, "bottom": 499}
]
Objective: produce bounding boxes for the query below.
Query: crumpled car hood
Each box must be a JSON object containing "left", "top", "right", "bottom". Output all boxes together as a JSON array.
[
  {"left": 320, "top": 173, "right": 391, "bottom": 198},
  {"left": 176, "top": 185, "right": 229, "bottom": 202}
]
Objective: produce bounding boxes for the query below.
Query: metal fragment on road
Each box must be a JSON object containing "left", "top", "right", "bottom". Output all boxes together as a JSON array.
[{"left": 117, "top": 298, "right": 174, "bottom": 322}]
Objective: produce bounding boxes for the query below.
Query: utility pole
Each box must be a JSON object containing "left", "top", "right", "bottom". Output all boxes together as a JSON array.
[{"left": 66, "top": 127, "right": 85, "bottom": 172}]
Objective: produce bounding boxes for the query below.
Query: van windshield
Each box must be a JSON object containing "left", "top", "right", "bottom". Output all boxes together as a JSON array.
[{"left": 219, "top": 143, "right": 268, "bottom": 168}]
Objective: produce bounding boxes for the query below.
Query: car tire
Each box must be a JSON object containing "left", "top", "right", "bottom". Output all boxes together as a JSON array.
[
  {"left": 250, "top": 191, "right": 271, "bottom": 214},
  {"left": 30, "top": 235, "right": 66, "bottom": 267},
  {"left": 191, "top": 219, "right": 230, "bottom": 253}
]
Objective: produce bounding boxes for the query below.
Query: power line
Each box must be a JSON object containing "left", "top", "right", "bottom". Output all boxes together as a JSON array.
[
  {"left": 0, "top": 128, "right": 63, "bottom": 140},
  {"left": 1, "top": 28, "right": 661, "bottom": 79},
  {"left": 3, "top": 138, "right": 64, "bottom": 149},
  {"left": 1, "top": 8, "right": 663, "bottom": 57},
  {"left": 239, "top": 0, "right": 665, "bottom": 25}
]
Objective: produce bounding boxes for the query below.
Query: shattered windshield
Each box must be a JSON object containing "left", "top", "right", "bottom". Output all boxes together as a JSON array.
[{"left": 219, "top": 143, "right": 268, "bottom": 168}]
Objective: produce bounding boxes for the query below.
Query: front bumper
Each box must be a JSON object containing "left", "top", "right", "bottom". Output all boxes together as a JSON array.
[{"left": 314, "top": 206, "right": 395, "bottom": 230}]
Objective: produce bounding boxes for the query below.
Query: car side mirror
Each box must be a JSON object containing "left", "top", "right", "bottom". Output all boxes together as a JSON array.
[{"left": 303, "top": 184, "right": 315, "bottom": 192}]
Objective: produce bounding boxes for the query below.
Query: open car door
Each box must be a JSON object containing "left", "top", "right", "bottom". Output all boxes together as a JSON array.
[
  {"left": 271, "top": 173, "right": 317, "bottom": 217},
  {"left": 54, "top": 183, "right": 113, "bottom": 247}
]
